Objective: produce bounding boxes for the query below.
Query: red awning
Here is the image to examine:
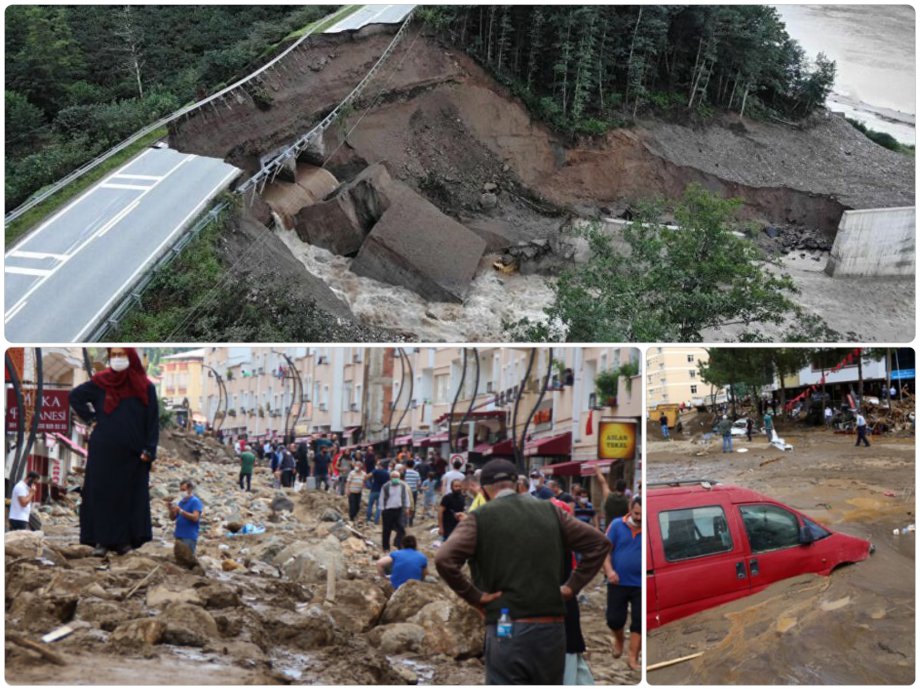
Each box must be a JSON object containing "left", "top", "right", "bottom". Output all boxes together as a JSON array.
[
  {"left": 484, "top": 438, "right": 515, "bottom": 457},
  {"left": 433, "top": 410, "right": 506, "bottom": 425},
  {"left": 579, "top": 458, "right": 622, "bottom": 477},
  {"left": 524, "top": 431, "right": 572, "bottom": 457},
  {"left": 393, "top": 435, "right": 413, "bottom": 445},
  {"left": 52, "top": 433, "right": 87, "bottom": 458},
  {"left": 472, "top": 442, "right": 492, "bottom": 453},
  {"left": 540, "top": 460, "right": 582, "bottom": 476},
  {"left": 345, "top": 426, "right": 361, "bottom": 435},
  {"left": 419, "top": 432, "right": 449, "bottom": 447}
]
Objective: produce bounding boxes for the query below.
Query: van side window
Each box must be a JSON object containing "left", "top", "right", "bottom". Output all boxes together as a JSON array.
[
  {"left": 739, "top": 504, "right": 801, "bottom": 552},
  {"left": 659, "top": 506, "right": 733, "bottom": 561}
]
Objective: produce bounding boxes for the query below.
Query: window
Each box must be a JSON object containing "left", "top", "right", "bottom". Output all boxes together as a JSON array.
[
  {"left": 690, "top": 385, "right": 698, "bottom": 394},
  {"left": 687, "top": 354, "right": 695, "bottom": 363},
  {"left": 739, "top": 504, "right": 801, "bottom": 553},
  {"left": 689, "top": 370, "right": 696, "bottom": 379},
  {"left": 659, "top": 506, "right": 733, "bottom": 561},
  {"left": 803, "top": 517, "right": 831, "bottom": 542}
]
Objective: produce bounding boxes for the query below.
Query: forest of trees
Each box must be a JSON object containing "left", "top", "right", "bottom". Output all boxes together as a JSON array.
[
  {"left": 423, "top": 5, "right": 836, "bottom": 135},
  {"left": 5, "top": 5, "right": 332, "bottom": 211}
]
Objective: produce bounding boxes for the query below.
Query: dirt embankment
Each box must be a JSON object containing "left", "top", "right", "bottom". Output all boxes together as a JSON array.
[
  {"left": 646, "top": 426, "right": 915, "bottom": 684},
  {"left": 171, "top": 26, "right": 914, "bottom": 240},
  {"left": 6, "top": 430, "right": 625, "bottom": 686}
]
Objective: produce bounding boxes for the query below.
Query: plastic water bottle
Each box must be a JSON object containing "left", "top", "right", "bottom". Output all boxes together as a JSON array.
[{"left": 497, "top": 609, "right": 512, "bottom": 639}]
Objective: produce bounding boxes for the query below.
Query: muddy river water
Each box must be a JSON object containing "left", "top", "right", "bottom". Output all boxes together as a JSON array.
[{"left": 647, "top": 426, "right": 915, "bottom": 684}]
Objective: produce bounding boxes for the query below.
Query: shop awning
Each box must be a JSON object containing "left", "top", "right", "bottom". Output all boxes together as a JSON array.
[
  {"left": 52, "top": 433, "right": 87, "bottom": 458},
  {"left": 524, "top": 431, "right": 572, "bottom": 457},
  {"left": 540, "top": 460, "right": 582, "bottom": 476},
  {"left": 393, "top": 434, "right": 413, "bottom": 445},
  {"left": 419, "top": 432, "right": 449, "bottom": 447},
  {"left": 484, "top": 438, "right": 515, "bottom": 457},
  {"left": 578, "top": 458, "right": 622, "bottom": 476},
  {"left": 472, "top": 442, "right": 492, "bottom": 453},
  {"left": 345, "top": 426, "right": 361, "bottom": 435},
  {"left": 434, "top": 410, "right": 506, "bottom": 425}
]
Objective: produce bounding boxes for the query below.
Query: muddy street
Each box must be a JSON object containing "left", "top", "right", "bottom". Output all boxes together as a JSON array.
[
  {"left": 5, "top": 431, "right": 628, "bottom": 685},
  {"left": 647, "top": 424, "right": 915, "bottom": 684}
]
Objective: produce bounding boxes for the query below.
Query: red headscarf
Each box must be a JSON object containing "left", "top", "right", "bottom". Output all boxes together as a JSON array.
[{"left": 92, "top": 348, "right": 150, "bottom": 414}]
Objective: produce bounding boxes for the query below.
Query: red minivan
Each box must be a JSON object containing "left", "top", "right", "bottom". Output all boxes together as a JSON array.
[{"left": 647, "top": 480, "right": 873, "bottom": 629}]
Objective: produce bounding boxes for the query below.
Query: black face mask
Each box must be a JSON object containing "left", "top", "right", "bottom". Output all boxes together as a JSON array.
[{"left": 452, "top": 489, "right": 463, "bottom": 496}]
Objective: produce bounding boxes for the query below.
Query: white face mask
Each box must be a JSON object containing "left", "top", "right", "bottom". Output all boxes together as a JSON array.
[{"left": 110, "top": 356, "right": 130, "bottom": 372}]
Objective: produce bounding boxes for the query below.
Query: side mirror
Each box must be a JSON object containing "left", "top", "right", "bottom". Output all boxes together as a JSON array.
[{"left": 799, "top": 524, "right": 816, "bottom": 546}]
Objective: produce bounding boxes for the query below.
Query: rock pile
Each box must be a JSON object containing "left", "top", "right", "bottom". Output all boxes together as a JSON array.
[{"left": 6, "top": 447, "right": 624, "bottom": 685}]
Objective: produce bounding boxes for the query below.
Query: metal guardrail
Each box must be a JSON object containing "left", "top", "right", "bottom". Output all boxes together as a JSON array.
[
  {"left": 240, "top": 9, "right": 414, "bottom": 194},
  {"left": 4, "top": 5, "right": 357, "bottom": 227},
  {"left": 86, "top": 11, "right": 415, "bottom": 341}
]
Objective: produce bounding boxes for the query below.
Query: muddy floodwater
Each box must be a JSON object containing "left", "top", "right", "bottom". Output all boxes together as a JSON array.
[{"left": 647, "top": 425, "right": 915, "bottom": 684}]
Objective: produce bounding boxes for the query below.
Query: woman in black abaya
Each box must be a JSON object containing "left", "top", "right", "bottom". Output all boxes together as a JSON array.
[{"left": 70, "top": 347, "right": 159, "bottom": 556}]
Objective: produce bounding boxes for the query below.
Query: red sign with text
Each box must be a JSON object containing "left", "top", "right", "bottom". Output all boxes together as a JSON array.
[{"left": 6, "top": 389, "right": 70, "bottom": 433}]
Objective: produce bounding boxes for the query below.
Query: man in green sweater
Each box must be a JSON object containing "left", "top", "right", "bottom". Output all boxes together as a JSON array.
[
  {"left": 239, "top": 446, "right": 255, "bottom": 492},
  {"left": 435, "top": 459, "right": 611, "bottom": 684}
]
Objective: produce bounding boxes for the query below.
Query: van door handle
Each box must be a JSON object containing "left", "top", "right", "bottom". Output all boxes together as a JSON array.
[
  {"left": 736, "top": 561, "right": 747, "bottom": 579},
  {"left": 750, "top": 558, "right": 759, "bottom": 576}
]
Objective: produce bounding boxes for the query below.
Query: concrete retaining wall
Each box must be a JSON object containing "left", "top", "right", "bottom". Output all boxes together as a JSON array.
[{"left": 825, "top": 206, "right": 915, "bottom": 277}]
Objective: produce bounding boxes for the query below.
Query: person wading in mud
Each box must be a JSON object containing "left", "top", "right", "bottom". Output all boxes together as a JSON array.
[
  {"left": 435, "top": 459, "right": 611, "bottom": 685},
  {"left": 604, "top": 497, "right": 642, "bottom": 672}
]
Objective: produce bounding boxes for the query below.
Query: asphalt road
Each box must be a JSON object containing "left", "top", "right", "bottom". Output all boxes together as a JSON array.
[
  {"left": 4, "top": 149, "right": 240, "bottom": 342},
  {"left": 325, "top": 4, "right": 415, "bottom": 32},
  {"left": 4, "top": 4, "right": 415, "bottom": 342}
]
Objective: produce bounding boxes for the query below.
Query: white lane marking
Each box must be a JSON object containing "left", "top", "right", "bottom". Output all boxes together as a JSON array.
[
  {"left": 96, "top": 200, "right": 141, "bottom": 238},
  {"left": 99, "top": 183, "right": 153, "bottom": 191},
  {"left": 5, "top": 266, "right": 51, "bottom": 276},
  {"left": 73, "top": 166, "right": 241, "bottom": 341},
  {"left": 112, "top": 174, "right": 163, "bottom": 181},
  {"left": 9, "top": 250, "right": 68, "bottom": 261},
  {"left": 6, "top": 301, "right": 27, "bottom": 321},
  {"left": 5, "top": 147, "right": 156, "bottom": 255},
  {"left": 5, "top": 154, "right": 198, "bottom": 323}
]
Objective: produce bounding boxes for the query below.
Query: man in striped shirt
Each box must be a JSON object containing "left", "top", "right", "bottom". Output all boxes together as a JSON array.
[
  {"left": 346, "top": 461, "right": 367, "bottom": 522},
  {"left": 403, "top": 459, "right": 421, "bottom": 526}
]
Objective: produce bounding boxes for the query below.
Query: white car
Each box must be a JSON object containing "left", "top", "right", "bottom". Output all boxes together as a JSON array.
[{"left": 730, "top": 418, "right": 751, "bottom": 437}]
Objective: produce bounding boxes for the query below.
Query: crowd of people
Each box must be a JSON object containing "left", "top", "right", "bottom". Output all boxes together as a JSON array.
[
  {"left": 11, "top": 353, "right": 642, "bottom": 685},
  {"left": 222, "top": 435, "right": 642, "bottom": 681}
]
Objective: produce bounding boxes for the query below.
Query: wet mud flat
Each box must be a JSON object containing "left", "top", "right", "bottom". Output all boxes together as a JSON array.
[{"left": 647, "top": 427, "right": 915, "bottom": 684}]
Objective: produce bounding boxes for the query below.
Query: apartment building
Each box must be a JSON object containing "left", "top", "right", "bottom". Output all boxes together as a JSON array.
[
  {"left": 645, "top": 347, "right": 715, "bottom": 412},
  {"left": 160, "top": 349, "right": 205, "bottom": 422}
]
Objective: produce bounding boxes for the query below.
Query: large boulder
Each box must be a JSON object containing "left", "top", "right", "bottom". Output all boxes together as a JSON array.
[
  {"left": 350, "top": 184, "right": 487, "bottom": 303},
  {"left": 146, "top": 583, "right": 203, "bottom": 608},
  {"left": 367, "top": 622, "right": 427, "bottom": 654},
  {"left": 76, "top": 598, "right": 135, "bottom": 631},
  {"left": 4, "top": 530, "right": 44, "bottom": 559},
  {"left": 259, "top": 605, "right": 336, "bottom": 649},
  {"left": 273, "top": 536, "right": 345, "bottom": 584},
  {"left": 110, "top": 618, "right": 165, "bottom": 648},
  {"left": 293, "top": 163, "right": 395, "bottom": 255},
  {"left": 379, "top": 579, "right": 448, "bottom": 625},
  {"left": 409, "top": 599, "right": 484, "bottom": 658},
  {"left": 159, "top": 602, "right": 219, "bottom": 640},
  {"left": 327, "top": 579, "right": 388, "bottom": 632}
]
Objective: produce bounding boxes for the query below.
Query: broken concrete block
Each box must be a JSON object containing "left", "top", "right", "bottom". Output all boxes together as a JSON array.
[
  {"left": 351, "top": 185, "right": 487, "bottom": 303},
  {"left": 293, "top": 163, "right": 395, "bottom": 256}
]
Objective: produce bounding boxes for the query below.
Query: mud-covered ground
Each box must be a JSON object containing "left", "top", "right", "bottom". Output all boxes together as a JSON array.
[
  {"left": 647, "top": 423, "right": 915, "bottom": 684},
  {"left": 5, "top": 431, "right": 629, "bottom": 685}
]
